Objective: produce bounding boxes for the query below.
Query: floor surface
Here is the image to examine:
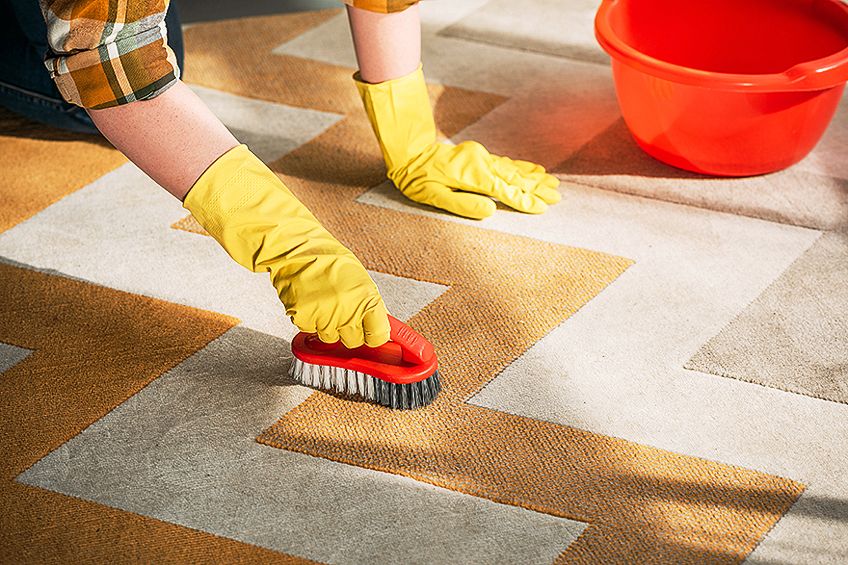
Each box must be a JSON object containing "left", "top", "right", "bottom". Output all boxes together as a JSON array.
[{"left": 1, "top": 1, "right": 846, "bottom": 563}]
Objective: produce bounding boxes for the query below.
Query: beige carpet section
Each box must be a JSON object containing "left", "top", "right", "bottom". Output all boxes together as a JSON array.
[
  {"left": 0, "top": 109, "right": 126, "bottom": 233},
  {"left": 440, "top": 0, "right": 607, "bottom": 65},
  {"left": 0, "top": 342, "right": 31, "bottom": 373},
  {"left": 687, "top": 232, "right": 848, "bottom": 404},
  {"left": 0, "top": 263, "right": 317, "bottom": 564},
  {"left": 556, "top": 118, "right": 848, "bottom": 232}
]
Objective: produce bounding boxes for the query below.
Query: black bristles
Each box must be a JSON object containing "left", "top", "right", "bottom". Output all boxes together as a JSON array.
[{"left": 289, "top": 357, "right": 441, "bottom": 409}]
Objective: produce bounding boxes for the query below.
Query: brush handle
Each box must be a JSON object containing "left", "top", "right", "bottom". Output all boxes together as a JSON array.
[{"left": 389, "top": 315, "right": 435, "bottom": 364}]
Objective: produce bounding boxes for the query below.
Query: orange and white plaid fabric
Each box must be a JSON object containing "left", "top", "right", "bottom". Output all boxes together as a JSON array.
[
  {"left": 345, "top": 0, "right": 418, "bottom": 13},
  {"left": 40, "top": 0, "right": 419, "bottom": 109},
  {"left": 40, "top": 0, "right": 180, "bottom": 109}
]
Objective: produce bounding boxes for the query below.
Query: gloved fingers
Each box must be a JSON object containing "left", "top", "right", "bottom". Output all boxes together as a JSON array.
[
  {"left": 404, "top": 181, "right": 496, "bottom": 220},
  {"left": 338, "top": 324, "right": 366, "bottom": 349},
  {"left": 493, "top": 155, "right": 560, "bottom": 193},
  {"left": 489, "top": 176, "right": 549, "bottom": 214},
  {"left": 492, "top": 159, "right": 561, "bottom": 208},
  {"left": 530, "top": 171, "right": 562, "bottom": 190},
  {"left": 437, "top": 189, "right": 497, "bottom": 219},
  {"left": 316, "top": 325, "right": 341, "bottom": 344},
  {"left": 503, "top": 156, "right": 547, "bottom": 175},
  {"left": 515, "top": 172, "right": 561, "bottom": 205},
  {"left": 533, "top": 184, "right": 562, "bottom": 205},
  {"left": 508, "top": 171, "right": 560, "bottom": 201},
  {"left": 362, "top": 305, "right": 391, "bottom": 347}
]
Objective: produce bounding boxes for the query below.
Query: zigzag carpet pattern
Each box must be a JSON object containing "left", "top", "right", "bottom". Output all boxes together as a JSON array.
[{"left": 2, "top": 2, "right": 846, "bottom": 563}]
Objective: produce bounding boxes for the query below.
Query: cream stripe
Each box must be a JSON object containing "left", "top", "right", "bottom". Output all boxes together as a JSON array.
[{"left": 105, "top": 41, "right": 133, "bottom": 97}]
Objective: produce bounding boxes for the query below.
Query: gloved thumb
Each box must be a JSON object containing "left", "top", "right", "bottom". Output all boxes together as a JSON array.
[{"left": 362, "top": 302, "right": 391, "bottom": 347}]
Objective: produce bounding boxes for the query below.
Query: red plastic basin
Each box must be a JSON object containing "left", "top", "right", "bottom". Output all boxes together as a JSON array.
[{"left": 595, "top": 0, "right": 848, "bottom": 176}]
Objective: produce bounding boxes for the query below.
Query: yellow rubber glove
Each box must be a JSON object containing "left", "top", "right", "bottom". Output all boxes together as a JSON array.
[
  {"left": 356, "top": 65, "right": 561, "bottom": 220},
  {"left": 183, "top": 145, "right": 390, "bottom": 348}
]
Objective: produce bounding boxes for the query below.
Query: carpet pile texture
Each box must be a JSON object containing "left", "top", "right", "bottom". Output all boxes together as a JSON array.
[{"left": 1, "top": 2, "right": 846, "bottom": 563}]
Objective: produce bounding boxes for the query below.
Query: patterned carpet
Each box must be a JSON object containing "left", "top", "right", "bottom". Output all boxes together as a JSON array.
[{"left": 1, "top": 2, "right": 846, "bottom": 563}]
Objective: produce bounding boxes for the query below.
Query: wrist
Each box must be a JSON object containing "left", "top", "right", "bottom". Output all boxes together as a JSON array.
[
  {"left": 354, "top": 64, "right": 437, "bottom": 173},
  {"left": 183, "top": 145, "right": 254, "bottom": 235}
]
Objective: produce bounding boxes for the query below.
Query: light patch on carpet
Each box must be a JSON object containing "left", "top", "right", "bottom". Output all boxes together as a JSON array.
[
  {"left": 0, "top": 264, "right": 300, "bottom": 563},
  {"left": 0, "top": 109, "right": 126, "bottom": 233},
  {"left": 19, "top": 326, "right": 587, "bottom": 565},
  {"left": 556, "top": 118, "right": 848, "bottom": 232},
  {"left": 0, "top": 342, "right": 32, "bottom": 375},
  {"left": 361, "top": 179, "right": 848, "bottom": 563},
  {"left": 439, "top": 0, "right": 607, "bottom": 65},
  {"left": 190, "top": 83, "right": 343, "bottom": 163},
  {"left": 274, "top": 11, "right": 607, "bottom": 98},
  {"left": 686, "top": 232, "right": 848, "bottom": 405}
]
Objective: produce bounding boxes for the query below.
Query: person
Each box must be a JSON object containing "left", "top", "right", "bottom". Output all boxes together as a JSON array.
[{"left": 3, "top": 0, "right": 561, "bottom": 349}]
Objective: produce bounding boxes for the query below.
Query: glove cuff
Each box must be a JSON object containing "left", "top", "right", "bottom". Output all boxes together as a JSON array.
[
  {"left": 354, "top": 64, "right": 437, "bottom": 175},
  {"left": 183, "top": 144, "right": 280, "bottom": 239},
  {"left": 182, "top": 143, "right": 352, "bottom": 280}
]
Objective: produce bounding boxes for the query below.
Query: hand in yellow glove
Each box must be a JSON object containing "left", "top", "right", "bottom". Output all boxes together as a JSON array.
[
  {"left": 183, "top": 144, "right": 390, "bottom": 348},
  {"left": 356, "top": 65, "right": 561, "bottom": 220}
]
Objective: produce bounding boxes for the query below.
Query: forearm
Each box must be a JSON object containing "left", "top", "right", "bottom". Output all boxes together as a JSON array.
[
  {"left": 346, "top": 4, "right": 421, "bottom": 83},
  {"left": 87, "top": 81, "right": 238, "bottom": 200}
]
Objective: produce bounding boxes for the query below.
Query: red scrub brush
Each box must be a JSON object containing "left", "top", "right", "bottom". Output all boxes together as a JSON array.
[{"left": 289, "top": 315, "right": 441, "bottom": 409}]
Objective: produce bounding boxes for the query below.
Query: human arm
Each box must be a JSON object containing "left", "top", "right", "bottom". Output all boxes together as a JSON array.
[
  {"left": 346, "top": 2, "right": 420, "bottom": 84},
  {"left": 39, "top": 1, "right": 390, "bottom": 347},
  {"left": 88, "top": 81, "right": 238, "bottom": 200}
]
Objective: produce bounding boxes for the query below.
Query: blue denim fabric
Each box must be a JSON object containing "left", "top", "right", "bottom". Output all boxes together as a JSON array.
[{"left": 0, "top": 0, "right": 184, "bottom": 134}]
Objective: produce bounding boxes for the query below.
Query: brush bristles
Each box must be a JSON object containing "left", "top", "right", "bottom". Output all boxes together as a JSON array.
[{"left": 289, "top": 358, "right": 441, "bottom": 409}]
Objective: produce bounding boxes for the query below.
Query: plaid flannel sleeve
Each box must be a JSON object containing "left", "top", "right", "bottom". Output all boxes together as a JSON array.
[
  {"left": 40, "top": 0, "right": 180, "bottom": 109},
  {"left": 343, "top": 0, "right": 419, "bottom": 14}
]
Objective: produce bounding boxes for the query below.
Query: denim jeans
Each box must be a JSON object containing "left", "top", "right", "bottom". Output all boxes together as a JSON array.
[{"left": 0, "top": 0, "right": 184, "bottom": 134}]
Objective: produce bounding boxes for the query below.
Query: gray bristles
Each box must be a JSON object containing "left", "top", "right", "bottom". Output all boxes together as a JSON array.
[{"left": 289, "top": 358, "right": 441, "bottom": 410}]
